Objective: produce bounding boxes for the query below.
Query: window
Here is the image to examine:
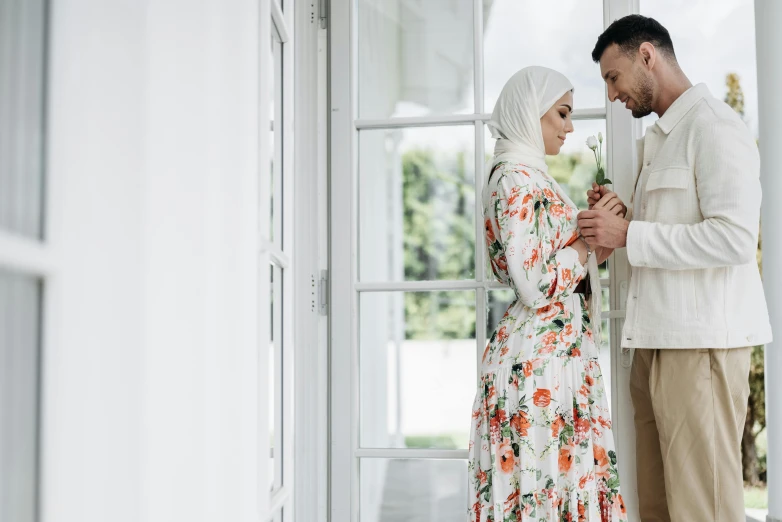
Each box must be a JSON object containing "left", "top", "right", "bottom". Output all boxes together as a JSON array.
[{"left": 0, "top": 1, "right": 49, "bottom": 521}]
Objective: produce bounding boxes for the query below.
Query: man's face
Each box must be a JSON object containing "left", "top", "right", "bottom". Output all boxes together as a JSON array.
[{"left": 599, "top": 44, "right": 655, "bottom": 118}]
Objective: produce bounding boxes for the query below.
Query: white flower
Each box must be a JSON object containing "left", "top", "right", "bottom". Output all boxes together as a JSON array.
[
  {"left": 598, "top": 132, "right": 603, "bottom": 143},
  {"left": 586, "top": 136, "right": 598, "bottom": 150}
]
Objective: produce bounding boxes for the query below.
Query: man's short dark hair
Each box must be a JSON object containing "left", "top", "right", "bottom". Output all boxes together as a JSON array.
[{"left": 591, "top": 14, "right": 677, "bottom": 64}]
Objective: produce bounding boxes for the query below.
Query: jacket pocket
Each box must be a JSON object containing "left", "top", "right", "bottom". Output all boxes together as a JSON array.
[
  {"left": 646, "top": 167, "right": 690, "bottom": 191},
  {"left": 645, "top": 167, "right": 699, "bottom": 223}
]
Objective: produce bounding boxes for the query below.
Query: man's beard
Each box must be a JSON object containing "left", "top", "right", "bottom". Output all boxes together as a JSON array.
[{"left": 631, "top": 71, "right": 654, "bottom": 118}]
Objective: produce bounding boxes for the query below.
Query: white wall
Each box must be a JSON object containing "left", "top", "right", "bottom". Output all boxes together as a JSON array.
[{"left": 43, "top": 1, "right": 263, "bottom": 521}]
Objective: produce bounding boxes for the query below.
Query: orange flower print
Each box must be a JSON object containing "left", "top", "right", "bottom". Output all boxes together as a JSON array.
[
  {"left": 594, "top": 444, "right": 608, "bottom": 466},
  {"left": 551, "top": 415, "right": 565, "bottom": 438},
  {"left": 561, "top": 267, "right": 572, "bottom": 285},
  {"left": 523, "top": 248, "right": 540, "bottom": 270},
  {"left": 504, "top": 489, "right": 520, "bottom": 512},
  {"left": 575, "top": 416, "right": 591, "bottom": 442},
  {"left": 578, "top": 499, "right": 586, "bottom": 522},
  {"left": 499, "top": 346, "right": 509, "bottom": 357},
  {"left": 579, "top": 472, "right": 592, "bottom": 490},
  {"left": 496, "top": 326, "right": 509, "bottom": 343},
  {"left": 585, "top": 375, "right": 595, "bottom": 387},
  {"left": 539, "top": 343, "right": 556, "bottom": 355},
  {"left": 541, "top": 331, "right": 557, "bottom": 347},
  {"left": 498, "top": 441, "right": 515, "bottom": 474},
  {"left": 510, "top": 411, "right": 530, "bottom": 436},
  {"left": 522, "top": 193, "right": 533, "bottom": 206},
  {"left": 533, "top": 388, "right": 551, "bottom": 407},
  {"left": 618, "top": 494, "right": 627, "bottom": 515},
  {"left": 487, "top": 386, "right": 497, "bottom": 401},
  {"left": 472, "top": 501, "right": 482, "bottom": 522},
  {"left": 543, "top": 188, "right": 556, "bottom": 201},
  {"left": 485, "top": 219, "right": 496, "bottom": 244},
  {"left": 537, "top": 301, "right": 563, "bottom": 321},
  {"left": 558, "top": 446, "right": 573, "bottom": 473},
  {"left": 549, "top": 204, "right": 564, "bottom": 217},
  {"left": 519, "top": 205, "right": 531, "bottom": 222},
  {"left": 594, "top": 444, "right": 610, "bottom": 480},
  {"left": 522, "top": 361, "right": 533, "bottom": 377}
]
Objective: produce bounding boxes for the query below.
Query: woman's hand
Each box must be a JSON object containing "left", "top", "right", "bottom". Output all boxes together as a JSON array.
[
  {"left": 570, "top": 237, "right": 590, "bottom": 267},
  {"left": 588, "top": 182, "right": 626, "bottom": 218}
]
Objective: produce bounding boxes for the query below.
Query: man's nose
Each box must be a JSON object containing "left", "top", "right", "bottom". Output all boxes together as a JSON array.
[{"left": 606, "top": 84, "right": 619, "bottom": 102}]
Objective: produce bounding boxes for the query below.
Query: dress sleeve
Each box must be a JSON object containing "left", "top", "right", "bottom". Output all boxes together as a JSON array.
[{"left": 494, "top": 172, "right": 586, "bottom": 309}]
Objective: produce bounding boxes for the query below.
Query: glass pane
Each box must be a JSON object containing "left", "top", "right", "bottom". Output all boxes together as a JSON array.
[
  {"left": 359, "top": 291, "right": 476, "bottom": 449},
  {"left": 0, "top": 0, "right": 47, "bottom": 239},
  {"left": 270, "top": 38, "right": 282, "bottom": 244},
  {"left": 360, "top": 459, "right": 467, "bottom": 522},
  {"left": 358, "top": 0, "right": 474, "bottom": 118},
  {"left": 359, "top": 126, "right": 476, "bottom": 283},
  {"left": 484, "top": 0, "right": 606, "bottom": 112},
  {"left": 268, "top": 264, "right": 275, "bottom": 491},
  {"left": 640, "top": 2, "right": 757, "bottom": 138},
  {"left": 0, "top": 269, "right": 42, "bottom": 522}
]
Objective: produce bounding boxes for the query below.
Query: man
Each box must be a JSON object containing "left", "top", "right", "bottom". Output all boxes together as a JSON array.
[{"left": 579, "top": 14, "right": 772, "bottom": 522}]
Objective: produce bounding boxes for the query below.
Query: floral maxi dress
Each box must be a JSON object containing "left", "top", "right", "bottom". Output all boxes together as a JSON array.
[{"left": 468, "top": 162, "right": 627, "bottom": 522}]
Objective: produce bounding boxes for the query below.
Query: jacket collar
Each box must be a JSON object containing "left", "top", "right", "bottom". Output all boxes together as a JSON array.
[{"left": 655, "top": 83, "right": 710, "bottom": 135}]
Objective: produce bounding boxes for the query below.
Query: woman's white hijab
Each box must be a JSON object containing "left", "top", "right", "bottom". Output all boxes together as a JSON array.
[
  {"left": 486, "top": 66, "right": 602, "bottom": 343},
  {"left": 487, "top": 66, "right": 573, "bottom": 174}
]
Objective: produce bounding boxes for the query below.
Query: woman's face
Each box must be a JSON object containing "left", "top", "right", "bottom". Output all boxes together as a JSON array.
[{"left": 540, "top": 91, "right": 574, "bottom": 155}]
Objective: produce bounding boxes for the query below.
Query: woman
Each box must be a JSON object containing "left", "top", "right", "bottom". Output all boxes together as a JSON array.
[{"left": 469, "top": 66, "right": 627, "bottom": 521}]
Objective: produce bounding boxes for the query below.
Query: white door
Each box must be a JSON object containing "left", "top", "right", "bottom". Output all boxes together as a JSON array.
[{"left": 329, "top": 0, "right": 640, "bottom": 519}]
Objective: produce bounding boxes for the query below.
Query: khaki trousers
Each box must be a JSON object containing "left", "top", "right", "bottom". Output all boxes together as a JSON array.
[{"left": 629, "top": 347, "right": 752, "bottom": 522}]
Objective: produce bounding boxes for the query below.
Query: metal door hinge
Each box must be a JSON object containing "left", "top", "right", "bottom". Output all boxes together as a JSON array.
[
  {"left": 319, "top": 269, "right": 329, "bottom": 315},
  {"left": 319, "top": 0, "right": 328, "bottom": 28}
]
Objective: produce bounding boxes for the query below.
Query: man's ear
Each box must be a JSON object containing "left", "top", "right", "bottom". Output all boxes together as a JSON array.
[{"left": 639, "top": 42, "right": 656, "bottom": 70}]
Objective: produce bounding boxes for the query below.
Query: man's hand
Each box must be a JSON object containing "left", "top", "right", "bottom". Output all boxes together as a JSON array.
[
  {"left": 577, "top": 209, "right": 630, "bottom": 249},
  {"left": 587, "top": 182, "right": 627, "bottom": 217}
]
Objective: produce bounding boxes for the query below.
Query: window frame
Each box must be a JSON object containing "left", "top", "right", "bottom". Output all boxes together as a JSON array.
[{"left": 265, "top": 0, "right": 295, "bottom": 520}]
